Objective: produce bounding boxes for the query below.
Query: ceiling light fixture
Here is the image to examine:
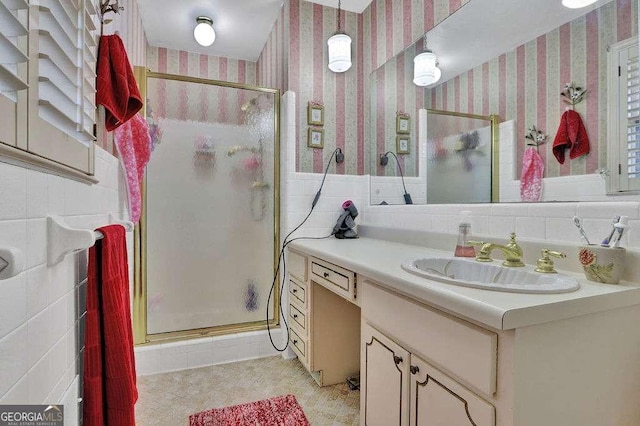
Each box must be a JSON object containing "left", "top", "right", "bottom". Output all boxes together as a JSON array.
[
  {"left": 561, "top": 0, "right": 598, "bottom": 8},
  {"left": 327, "top": 0, "right": 351, "bottom": 73},
  {"left": 413, "top": 35, "right": 441, "bottom": 87},
  {"left": 194, "top": 16, "right": 215, "bottom": 47}
]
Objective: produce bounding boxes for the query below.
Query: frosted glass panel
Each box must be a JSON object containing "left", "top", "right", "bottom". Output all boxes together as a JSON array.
[
  {"left": 145, "top": 78, "right": 276, "bottom": 335},
  {"left": 426, "top": 113, "right": 492, "bottom": 204}
]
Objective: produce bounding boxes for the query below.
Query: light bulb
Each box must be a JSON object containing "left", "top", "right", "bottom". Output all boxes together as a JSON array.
[{"left": 194, "top": 17, "right": 215, "bottom": 47}]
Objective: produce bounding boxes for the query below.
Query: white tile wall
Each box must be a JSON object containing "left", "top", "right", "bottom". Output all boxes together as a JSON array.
[{"left": 0, "top": 146, "right": 127, "bottom": 409}]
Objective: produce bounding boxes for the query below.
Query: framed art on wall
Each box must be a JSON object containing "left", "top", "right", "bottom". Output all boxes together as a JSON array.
[
  {"left": 396, "top": 135, "right": 410, "bottom": 154},
  {"left": 308, "top": 128, "right": 324, "bottom": 148},
  {"left": 308, "top": 104, "right": 324, "bottom": 126},
  {"left": 396, "top": 113, "right": 410, "bottom": 134}
]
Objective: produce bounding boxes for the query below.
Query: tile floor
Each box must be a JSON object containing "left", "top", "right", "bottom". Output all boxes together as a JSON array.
[{"left": 135, "top": 355, "right": 360, "bottom": 425}]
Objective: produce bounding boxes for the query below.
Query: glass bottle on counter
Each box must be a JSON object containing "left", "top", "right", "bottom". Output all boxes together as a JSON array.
[{"left": 454, "top": 211, "right": 476, "bottom": 257}]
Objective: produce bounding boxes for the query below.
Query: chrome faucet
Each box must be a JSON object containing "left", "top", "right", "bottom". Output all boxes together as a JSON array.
[{"left": 469, "top": 233, "right": 525, "bottom": 267}]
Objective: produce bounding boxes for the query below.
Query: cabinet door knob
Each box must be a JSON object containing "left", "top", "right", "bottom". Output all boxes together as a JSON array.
[
  {"left": 293, "top": 339, "right": 298, "bottom": 344},
  {"left": 323, "top": 272, "right": 329, "bottom": 278},
  {"left": 292, "top": 288, "right": 297, "bottom": 293},
  {"left": 393, "top": 355, "right": 403, "bottom": 365},
  {"left": 410, "top": 365, "right": 420, "bottom": 375},
  {"left": 293, "top": 314, "right": 298, "bottom": 319}
]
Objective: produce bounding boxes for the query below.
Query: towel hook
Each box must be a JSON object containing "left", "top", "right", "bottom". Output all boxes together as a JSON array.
[
  {"left": 560, "top": 82, "right": 587, "bottom": 108},
  {"left": 525, "top": 125, "right": 548, "bottom": 153},
  {"left": 99, "top": 0, "right": 125, "bottom": 36}
]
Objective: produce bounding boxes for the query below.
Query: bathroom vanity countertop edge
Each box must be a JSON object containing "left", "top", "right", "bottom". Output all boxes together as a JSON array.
[{"left": 289, "top": 237, "right": 640, "bottom": 330}]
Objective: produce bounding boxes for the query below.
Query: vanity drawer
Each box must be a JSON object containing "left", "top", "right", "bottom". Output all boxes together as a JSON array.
[
  {"left": 289, "top": 278, "right": 307, "bottom": 309},
  {"left": 362, "top": 280, "right": 498, "bottom": 397},
  {"left": 288, "top": 250, "right": 308, "bottom": 282},
  {"left": 311, "top": 258, "right": 356, "bottom": 301},
  {"left": 289, "top": 303, "right": 307, "bottom": 334},
  {"left": 290, "top": 328, "right": 308, "bottom": 365}
]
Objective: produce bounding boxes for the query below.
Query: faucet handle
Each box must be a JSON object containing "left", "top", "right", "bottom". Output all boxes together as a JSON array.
[
  {"left": 467, "top": 241, "right": 493, "bottom": 262},
  {"left": 535, "top": 249, "right": 566, "bottom": 274}
]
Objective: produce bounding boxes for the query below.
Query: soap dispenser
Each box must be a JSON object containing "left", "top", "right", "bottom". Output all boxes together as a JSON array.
[{"left": 454, "top": 211, "right": 476, "bottom": 257}]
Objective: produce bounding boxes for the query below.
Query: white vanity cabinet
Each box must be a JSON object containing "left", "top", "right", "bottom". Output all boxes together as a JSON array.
[
  {"left": 361, "top": 281, "right": 497, "bottom": 426},
  {"left": 362, "top": 322, "right": 495, "bottom": 426},
  {"left": 288, "top": 239, "right": 640, "bottom": 426},
  {"left": 287, "top": 249, "right": 361, "bottom": 386}
]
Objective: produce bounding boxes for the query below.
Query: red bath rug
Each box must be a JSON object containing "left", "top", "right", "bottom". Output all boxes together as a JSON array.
[{"left": 189, "top": 394, "right": 310, "bottom": 426}]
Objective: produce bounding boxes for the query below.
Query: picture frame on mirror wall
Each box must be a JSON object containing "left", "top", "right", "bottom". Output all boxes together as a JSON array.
[
  {"left": 307, "top": 104, "right": 324, "bottom": 126},
  {"left": 308, "top": 127, "right": 324, "bottom": 149},
  {"left": 396, "top": 113, "right": 410, "bottom": 134},
  {"left": 396, "top": 135, "right": 410, "bottom": 154}
]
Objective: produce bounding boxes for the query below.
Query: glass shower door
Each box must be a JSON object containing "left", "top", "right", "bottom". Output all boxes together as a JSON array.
[{"left": 143, "top": 74, "right": 279, "bottom": 337}]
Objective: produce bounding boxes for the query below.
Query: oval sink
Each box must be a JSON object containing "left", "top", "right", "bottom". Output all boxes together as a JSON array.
[{"left": 401, "top": 257, "right": 580, "bottom": 294}]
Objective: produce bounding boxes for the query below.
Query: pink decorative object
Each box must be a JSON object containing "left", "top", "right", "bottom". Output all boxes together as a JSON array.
[
  {"left": 520, "top": 147, "right": 545, "bottom": 202},
  {"left": 114, "top": 113, "right": 151, "bottom": 223},
  {"left": 189, "top": 394, "right": 309, "bottom": 426},
  {"left": 243, "top": 155, "right": 261, "bottom": 171}
]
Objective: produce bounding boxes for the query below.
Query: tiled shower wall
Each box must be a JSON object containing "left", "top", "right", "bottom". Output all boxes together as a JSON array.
[{"left": 0, "top": 147, "right": 127, "bottom": 406}]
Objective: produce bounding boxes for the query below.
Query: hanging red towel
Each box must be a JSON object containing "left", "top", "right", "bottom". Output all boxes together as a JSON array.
[
  {"left": 551, "top": 109, "right": 590, "bottom": 164},
  {"left": 114, "top": 113, "right": 151, "bottom": 224},
  {"left": 84, "top": 225, "right": 137, "bottom": 426},
  {"left": 96, "top": 34, "right": 143, "bottom": 131}
]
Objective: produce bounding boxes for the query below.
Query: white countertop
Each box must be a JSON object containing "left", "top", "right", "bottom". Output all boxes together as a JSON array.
[{"left": 290, "top": 237, "right": 640, "bottom": 331}]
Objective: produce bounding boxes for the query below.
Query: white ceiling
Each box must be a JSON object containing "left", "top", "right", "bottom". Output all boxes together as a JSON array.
[
  {"left": 306, "top": 0, "right": 373, "bottom": 13},
  {"left": 426, "top": 0, "right": 614, "bottom": 86},
  {"left": 137, "top": 0, "right": 373, "bottom": 62}
]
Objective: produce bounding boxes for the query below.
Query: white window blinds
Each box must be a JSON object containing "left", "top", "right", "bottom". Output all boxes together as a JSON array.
[
  {"left": 626, "top": 55, "right": 640, "bottom": 179},
  {"left": 0, "top": 0, "right": 29, "bottom": 102},
  {"left": 38, "top": 0, "right": 97, "bottom": 144}
]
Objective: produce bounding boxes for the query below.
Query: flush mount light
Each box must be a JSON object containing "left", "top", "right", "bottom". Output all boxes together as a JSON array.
[
  {"left": 194, "top": 16, "right": 215, "bottom": 47},
  {"left": 327, "top": 0, "right": 352, "bottom": 73},
  {"left": 561, "top": 0, "right": 597, "bottom": 8}
]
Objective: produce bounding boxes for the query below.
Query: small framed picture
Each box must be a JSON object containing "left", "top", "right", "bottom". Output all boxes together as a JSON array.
[
  {"left": 308, "top": 127, "right": 324, "bottom": 149},
  {"left": 307, "top": 104, "right": 324, "bottom": 126},
  {"left": 396, "top": 114, "right": 410, "bottom": 134},
  {"left": 396, "top": 135, "right": 410, "bottom": 154}
]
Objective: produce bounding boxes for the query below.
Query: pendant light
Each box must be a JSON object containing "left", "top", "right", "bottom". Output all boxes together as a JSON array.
[
  {"left": 413, "top": 35, "right": 441, "bottom": 87},
  {"left": 327, "top": 0, "right": 352, "bottom": 72},
  {"left": 194, "top": 16, "right": 216, "bottom": 47},
  {"left": 561, "top": 0, "right": 597, "bottom": 8}
]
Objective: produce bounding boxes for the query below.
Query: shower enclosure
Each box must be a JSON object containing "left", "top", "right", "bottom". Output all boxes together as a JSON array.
[{"left": 132, "top": 69, "right": 280, "bottom": 343}]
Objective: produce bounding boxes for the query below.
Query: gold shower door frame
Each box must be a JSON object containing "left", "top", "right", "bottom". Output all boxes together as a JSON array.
[
  {"left": 426, "top": 109, "right": 500, "bottom": 203},
  {"left": 132, "top": 67, "right": 281, "bottom": 345}
]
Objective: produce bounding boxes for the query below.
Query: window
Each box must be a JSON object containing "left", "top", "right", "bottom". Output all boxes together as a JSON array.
[
  {"left": 608, "top": 38, "right": 640, "bottom": 193},
  {"left": 37, "top": 0, "right": 96, "bottom": 143},
  {"left": 0, "top": 0, "right": 29, "bottom": 148},
  {"left": 0, "top": 0, "right": 98, "bottom": 179}
]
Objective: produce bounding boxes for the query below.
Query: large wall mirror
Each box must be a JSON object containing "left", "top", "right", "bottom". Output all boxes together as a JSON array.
[{"left": 369, "top": 0, "right": 638, "bottom": 205}]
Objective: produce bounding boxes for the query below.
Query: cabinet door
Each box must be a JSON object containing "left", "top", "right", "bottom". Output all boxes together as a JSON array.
[
  {"left": 409, "top": 355, "right": 495, "bottom": 426},
  {"left": 362, "top": 322, "right": 410, "bottom": 426}
]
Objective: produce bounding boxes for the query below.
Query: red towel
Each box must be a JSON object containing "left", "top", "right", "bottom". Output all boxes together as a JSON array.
[
  {"left": 96, "top": 35, "right": 143, "bottom": 131},
  {"left": 552, "top": 109, "right": 590, "bottom": 164},
  {"left": 83, "top": 225, "right": 137, "bottom": 426}
]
